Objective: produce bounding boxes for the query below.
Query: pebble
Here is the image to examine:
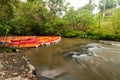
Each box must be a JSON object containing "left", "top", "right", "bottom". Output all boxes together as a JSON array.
[{"left": 0, "top": 52, "right": 36, "bottom": 80}]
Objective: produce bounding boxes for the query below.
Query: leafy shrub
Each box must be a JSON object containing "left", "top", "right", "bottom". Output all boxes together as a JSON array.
[
  {"left": 64, "top": 31, "right": 77, "bottom": 38},
  {"left": 75, "top": 31, "right": 88, "bottom": 38},
  {"left": 0, "top": 24, "right": 10, "bottom": 35}
]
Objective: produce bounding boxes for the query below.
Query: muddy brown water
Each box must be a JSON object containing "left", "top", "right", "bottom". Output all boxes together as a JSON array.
[{"left": 23, "top": 38, "right": 120, "bottom": 80}]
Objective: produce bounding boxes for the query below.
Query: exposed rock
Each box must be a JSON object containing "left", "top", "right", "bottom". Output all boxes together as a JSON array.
[
  {"left": 40, "top": 68, "right": 66, "bottom": 79},
  {"left": 0, "top": 52, "right": 36, "bottom": 80}
]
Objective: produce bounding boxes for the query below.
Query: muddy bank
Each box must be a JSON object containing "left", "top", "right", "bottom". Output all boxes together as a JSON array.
[{"left": 0, "top": 52, "right": 36, "bottom": 80}]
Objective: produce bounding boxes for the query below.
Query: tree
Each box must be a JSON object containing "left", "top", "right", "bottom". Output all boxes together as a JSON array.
[
  {"left": 44, "top": 0, "right": 67, "bottom": 21},
  {"left": 88, "top": 0, "right": 94, "bottom": 12},
  {"left": 0, "top": 0, "right": 14, "bottom": 23},
  {"left": 64, "top": 7, "right": 95, "bottom": 31},
  {"left": 111, "top": 8, "right": 120, "bottom": 30},
  {"left": 63, "top": 8, "right": 78, "bottom": 30},
  {"left": 0, "top": 0, "right": 20, "bottom": 35},
  {"left": 99, "top": 0, "right": 116, "bottom": 12},
  {"left": 115, "top": 0, "right": 120, "bottom": 7},
  {"left": 77, "top": 9, "right": 95, "bottom": 31},
  {"left": 9, "top": 0, "right": 48, "bottom": 35},
  {"left": 98, "top": 0, "right": 116, "bottom": 27}
]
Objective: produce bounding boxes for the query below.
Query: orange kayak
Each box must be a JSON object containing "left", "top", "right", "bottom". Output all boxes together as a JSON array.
[{"left": 0, "top": 36, "right": 61, "bottom": 48}]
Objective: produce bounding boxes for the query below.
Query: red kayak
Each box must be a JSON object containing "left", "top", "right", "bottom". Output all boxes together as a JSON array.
[{"left": 0, "top": 36, "right": 61, "bottom": 48}]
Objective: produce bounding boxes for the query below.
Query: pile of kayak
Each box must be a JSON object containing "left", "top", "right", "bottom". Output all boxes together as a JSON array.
[{"left": 0, "top": 36, "right": 61, "bottom": 48}]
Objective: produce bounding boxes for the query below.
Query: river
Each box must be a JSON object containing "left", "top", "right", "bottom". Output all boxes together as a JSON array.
[{"left": 23, "top": 38, "right": 120, "bottom": 80}]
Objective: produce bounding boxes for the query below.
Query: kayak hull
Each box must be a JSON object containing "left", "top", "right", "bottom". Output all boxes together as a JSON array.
[{"left": 0, "top": 36, "right": 61, "bottom": 48}]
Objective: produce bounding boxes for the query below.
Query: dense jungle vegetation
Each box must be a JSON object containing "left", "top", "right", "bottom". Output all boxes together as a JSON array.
[{"left": 0, "top": 0, "right": 120, "bottom": 40}]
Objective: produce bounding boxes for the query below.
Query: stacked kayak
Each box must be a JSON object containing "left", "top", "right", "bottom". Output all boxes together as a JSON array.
[{"left": 0, "top": 36, "right": 61, "bottom": 48}]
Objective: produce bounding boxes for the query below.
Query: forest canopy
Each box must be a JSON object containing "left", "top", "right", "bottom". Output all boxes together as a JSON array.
[{"left": 0, "top": 0, "right": 120, "bottom": 40}]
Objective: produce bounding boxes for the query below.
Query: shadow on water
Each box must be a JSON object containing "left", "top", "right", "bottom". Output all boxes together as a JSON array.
[{"left": 23, "top": 38, "right": 120, "bottom": 80}]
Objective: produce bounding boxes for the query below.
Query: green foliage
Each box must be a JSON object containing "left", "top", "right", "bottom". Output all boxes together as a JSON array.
[
  {"left": 44, "top": 22, "right": 54, "bottom": 35},
  {"left": 0, "top": 0, "right": 120, "bottom": 41},
  {"left": 75, "top": 31, "right": 88, "bottom": 38},
  {"left": 0, "top": 24, "right": 10, "bottom": 35},
  {"left": 63, "top": 8, "right": 78, "bottom": 27},
  {"left": 117, "top": 0, "right": 120, "bottom": 6},
  {"left": 8, "top": 0, "right": 48, "bottom": 35},
  {"left": 0, "top": 2, "right": 13, "bottom": 23},
  {"left": 64, "top": 31, "right": 76, "bottom": 38},
  {"left": 80, "top": 1, "right": 95, "bottom": 12},
  {"left": 99, "top": 0, "right": 116, "bottom": 12},
  {"left": 0, "top": 47, "right": 15, "bottom": 53},
  {"left": 64, "top": 8, "right": 95, "bottom": 32},
  {"left": 47, "top": 0, "right": 66, "bottom": 16},
  {"left": 87, "top": 30, "right": 115, "bottom": 40},
  {"left": 110, "top": 8, "right": 120, "bottom": 29},
  {"left": 77, "top": 10, "right": 95, "bottom": 30}
]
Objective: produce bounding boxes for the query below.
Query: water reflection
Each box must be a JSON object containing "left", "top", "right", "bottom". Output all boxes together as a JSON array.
[{"left": 23, "top": 39, "right": 120, "bottom": 80}]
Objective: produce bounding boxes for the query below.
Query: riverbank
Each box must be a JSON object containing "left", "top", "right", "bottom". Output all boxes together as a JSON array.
[{"left": 0, "top": 52, "right": 36, "bottom": 80}]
